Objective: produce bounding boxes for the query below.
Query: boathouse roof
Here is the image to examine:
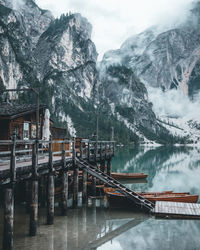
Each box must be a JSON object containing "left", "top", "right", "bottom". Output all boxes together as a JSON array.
[{"left": 0, "top": 102, "right": 46, "bottom": 119}]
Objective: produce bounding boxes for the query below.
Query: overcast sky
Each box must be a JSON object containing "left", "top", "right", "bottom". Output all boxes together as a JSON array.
[{"left": 35, "top": 0, "right": 195, "bottom": 60}]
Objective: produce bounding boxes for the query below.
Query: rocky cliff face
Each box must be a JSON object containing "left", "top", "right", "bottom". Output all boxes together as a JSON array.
[
  {"left": 101, "top": 1, "right": 200, "bottom": 97},
  {"left": 0, "top": 0, "right": 53, "bottom": 89},
  {"left": 0, "top": 0, "right": 178, "bottom": 144}
]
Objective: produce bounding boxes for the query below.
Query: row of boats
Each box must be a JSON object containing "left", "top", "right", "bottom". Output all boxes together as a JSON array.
[
  {"left": 104, "top": 188, "right": 199, "bottom": 208},
  {"left": 99, "top": 172, "right": 199, "bottom": 208}
]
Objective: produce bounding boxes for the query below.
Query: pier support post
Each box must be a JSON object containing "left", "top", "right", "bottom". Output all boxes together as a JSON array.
[
  {"left": 47, "top": 174, "right": 54, "bottom": 224},
  {"left": 29, "top": 180, "right": 38, "bottom": 236},
  {"left": 73, "top": 167, "right": 79, "bottom": 208},
  {"left": 100, "top": 161, "right": 105, "bottom": 173},
  {"left": 3, "top": 133, "right": 16, "bottom": 249},
  {"left": 87, "top": 140, "right": 90, "bottom": 162},
  {"left": 29, "top": 142, "right": 39, "bottom": 236},
  {"left": 107, "top": 159, "right": 111, "bottom": 176},
  {"left": 61, "top": 171, "right": 68, "bottom": 215},
  {"left": 82, "top": 169, "right": 87, "bottom": 204},
  {"left": 61, "top": 141, "right": 68, "bottom": 215},
  {"left": 3, "top": 186, "right": 14, "bottom": 250},
  {"left": 25, "top": 180, "right": 31, "bottom": 213},
  {"left": 47, "top": 136, "right": 54, "bottom": 225},
  {"left": 72, "top": 138, "right": 79, "bottom": 208},
  {"left": 40, "top": 175, "right": 46, "bottom": 208},
  {"left": 92, "top": 176, "right": 96, "bottom": 197}
]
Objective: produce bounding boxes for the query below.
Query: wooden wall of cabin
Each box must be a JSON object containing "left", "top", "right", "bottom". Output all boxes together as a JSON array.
[
  {"left": 8, "top": 112, "right": 43, "bottom": 141},
  {"left": 52, "top": 140, "right": 71, "bottom": 156}
]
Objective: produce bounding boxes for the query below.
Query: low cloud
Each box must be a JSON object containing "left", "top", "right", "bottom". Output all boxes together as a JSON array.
[
  {"left": 35, "top": 0, "right": 197, "bottom": 60},
  {"left": 148, "top": 86, "right": 200, "bottom": 120}
]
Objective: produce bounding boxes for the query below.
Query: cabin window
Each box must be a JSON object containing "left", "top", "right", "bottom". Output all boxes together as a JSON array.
[{"left": 23, "top": 122, "right": 29, "bottom": 140}]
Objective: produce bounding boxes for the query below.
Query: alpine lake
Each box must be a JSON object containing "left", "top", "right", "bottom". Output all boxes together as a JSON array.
[{"left": 0, "top": 146, "right": 200, "bottom": 250}]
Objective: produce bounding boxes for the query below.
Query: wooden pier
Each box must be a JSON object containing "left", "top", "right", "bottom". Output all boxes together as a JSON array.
[
  {"left": 154, "top": 201, "right": 200, "bottom": 219},
  {"left": 1, "top": 135, "right": 200, "bottom": 250},
  {"left": 0, "top": 136, "right": 115, "bottom": 250}
]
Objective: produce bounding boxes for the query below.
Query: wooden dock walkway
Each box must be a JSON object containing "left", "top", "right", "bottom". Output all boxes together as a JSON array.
[
  {"left": 0, "top": 137, "right": 115, "bottom": 250},
  {"left": 154, "top": 201, "right": 200, "bottom": 219}
]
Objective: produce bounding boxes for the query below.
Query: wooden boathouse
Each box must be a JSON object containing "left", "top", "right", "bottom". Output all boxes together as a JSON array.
[{"left": 0, "top": 102, "right": 47, "bottom": 142}]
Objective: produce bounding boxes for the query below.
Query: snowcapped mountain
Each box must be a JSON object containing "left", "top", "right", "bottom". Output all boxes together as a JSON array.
[
  {"left": 99, "top": 1, "right": 200, "bottom": 144},
  {"left": 0, "top": 0, "right": 167, "bottom": 144},
  {"left": 1, "top": 0, "right": 199, "bottom": 144},
  {"left": 101, "top": 1, "right": 200, "bottom": 97}
]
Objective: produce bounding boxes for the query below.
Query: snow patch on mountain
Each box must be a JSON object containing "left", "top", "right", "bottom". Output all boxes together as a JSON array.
[{"left": 66, "top": 115, "right": 76, "bottom": 137}]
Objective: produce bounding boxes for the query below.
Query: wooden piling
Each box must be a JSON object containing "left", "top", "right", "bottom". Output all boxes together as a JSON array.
[
  {"left": 29, "top": 180, "right": 38, "bottom": 236},
  {"left": 80, "top": 139, "right": 83, "bottom": 159},
  {"left": 3, "top": 133, "right": 16, "bottom": 250},
  {"left": 73, "top": 168, "right": 79, "bottom": 208},
  {"left": 107, "top": 159, "right": 111, "bottom": 176},
  {"left": 100, "top": 142, "right": 102, "bottom": 161},
  {"left": 100, "top": 161, "right": 105, "bottom": 173},
  {"left": 25, "top": 180, "right": 31, "bottom": 213},
  {"left": 39, "top": 175, "right": 46, "bottom": 208},
  {"left": 82, "top": 169, "right": 87, "bottom": 204},
  {"left": 72, "top": 139, "right": 79, "bottom": 208},
  {"left": 61, "top": 142, "right": 68, "bottom": 215},
  {"left": 47, "top": 175, "right": 54, "bottom": 224},
  {"left": 88, "top": 141, "right": 90, "bottom": 162},
  {"left": 92, "top": 176, "right": 96, "bottom": 197},
  {"left": 3, "top": 187, "right": 14, "bottom": 250},
  {"left": 47, "top": 137, "right": 54, "bottom": 225},
  {"left": 29, "top": 143, "right": 38, "bottom": 236}
]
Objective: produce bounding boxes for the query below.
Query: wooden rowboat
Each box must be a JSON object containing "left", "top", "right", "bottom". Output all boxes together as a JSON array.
[
  {"left": 104, "top": 187, "right": 175, "bottom": 195},
  {"left": 111, "top": 172, "right": 147, "bottom": 179},
  {"left": 104, "top": 188, "right": 199, "bottom": 208}
]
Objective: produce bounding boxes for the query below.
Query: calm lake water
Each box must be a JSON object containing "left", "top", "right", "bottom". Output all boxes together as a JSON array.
[{"left": 1, "top": 146, "right": 200, "bottom": 250}]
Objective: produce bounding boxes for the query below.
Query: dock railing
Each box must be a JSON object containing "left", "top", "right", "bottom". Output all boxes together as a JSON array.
[{"left": 0, "top": 138, "right": 115, "bottom": 175}]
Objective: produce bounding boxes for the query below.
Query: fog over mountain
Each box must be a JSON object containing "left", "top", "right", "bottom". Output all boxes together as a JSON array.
[
  {"left": 35, "top": 0, "right": 198, "bottom": 60},
  {"left": 1, "top": 0, "right": 200, "bottom": 145},
  {"left": 98, "top": 0, "right": 200, "bottom": 144}
]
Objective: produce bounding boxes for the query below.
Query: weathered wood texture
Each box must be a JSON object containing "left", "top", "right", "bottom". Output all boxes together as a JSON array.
[
  {"left": 92, "top": 176, "right": 96, "bottom": 197},
  {"left": 107, "top": 159, "right": 111, "bottom": 176},
  {"left": 60, "top": 142, "right": 68, "bottom": 215},
  {"left": 3, "top": 188, "right": 14, "bottom": 250},
  {"left": 29, "top": 142, "right": 38, "bottom": 236},
  {"left": 154, "top": 201, "right": 200, "bottom": 219},
  {"left": 52, "top": 140, "right": 70, "bottom": 155},
  {"left": 47, "top": 175, "right": 54, "bottom": 224},
  {"left": 61, "top": 171, "right": 68, "bottom": 215},
  {"left": 82, "top": 169, "right": 87, "bottom": 204},
  {"left": 2, "top": 134, "right": 16, "bottom": 249},
  {"left": 47, "top": 138, "right": 54, "bottom": 224},
  {"left": 29, "top": 180, "right": 38, "bottom": 236},
  {"left": 25, "top": 180, "right": 31, "bottom": 212},
  {"left": 73, "top": 168, "right": 79, "bottom": 208},
  {"left": 100, "top": 161, "right": 105, "bottom": 173}
]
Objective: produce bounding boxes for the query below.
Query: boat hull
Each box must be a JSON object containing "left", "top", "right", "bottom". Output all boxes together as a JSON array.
[
  {"left": 111, "top": 172, "right": 147, "bottom": 179},
  {"left": 105, "top": 191, "right": 199, "bottom": 208}
]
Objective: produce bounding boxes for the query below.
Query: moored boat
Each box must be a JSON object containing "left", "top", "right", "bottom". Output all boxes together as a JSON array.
[
  {"left": 111, "top": 172, "right": 148, "bottom": 179},
  {"left": 104, "top": 188, "right": 199, "bottom": 208}
]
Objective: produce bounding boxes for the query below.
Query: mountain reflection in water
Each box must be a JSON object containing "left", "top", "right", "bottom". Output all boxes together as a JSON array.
[{"left": 112, "top": 146, "right": 200, "bottom": 196}]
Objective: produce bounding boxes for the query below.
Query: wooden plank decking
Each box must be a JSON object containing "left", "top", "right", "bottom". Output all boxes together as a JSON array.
[{"left": 154, "top": 201, "right": 200, "bottom": 219}]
